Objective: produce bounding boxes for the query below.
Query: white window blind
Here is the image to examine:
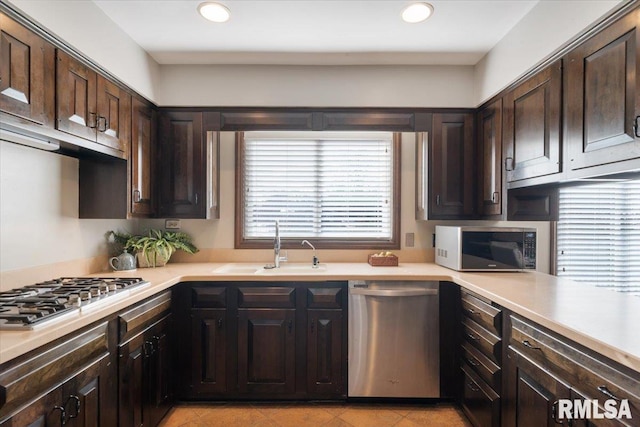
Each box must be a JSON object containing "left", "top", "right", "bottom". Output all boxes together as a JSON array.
[
  {"left": 557, "top": 178, "right": 640, "bottom": 295},
  {"left": 242, "top": 131, "right": 394, "bottom": 241}
]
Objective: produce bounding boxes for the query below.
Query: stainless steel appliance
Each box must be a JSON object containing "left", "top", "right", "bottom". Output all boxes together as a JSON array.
[
  {"left": 435, "top": 225, "right": 537, "bottom": 272},
  {"left": 0, "top": 277, "right": 149, "bottom": 330},
  {"left": 348, "top": 280, "right": 440, "bottom": 398}
]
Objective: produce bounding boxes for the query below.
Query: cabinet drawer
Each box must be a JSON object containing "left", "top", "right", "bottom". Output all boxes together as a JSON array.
[
  {"left": 0, "top": 322, "right": 110, "bottom": 419},
  {"left": 461, "top": 364, "right": 500, "bottom": 427},
  {"left": 463, "top": 318, "right": 502, "bottom": 364},
  {"left": 238, "top": 287, "right": 296, "bottom": 308},
  {"left": 191, "top": 286, "right": 227, "bottom": 308},
  {"left": 510, "top": 316, "right": 640, "bottom": 420},
  {"left": 461, "top": 291, "right": 502, "bottom": 337},
  {"left": 461, "top": 341, "right": 501, "bottom": 392},
  {"left": 307, "top": 287, "right": 343, "bottom": 309},
  {"left": 119, "top": 291, "right": 171, "bottom": 342}
]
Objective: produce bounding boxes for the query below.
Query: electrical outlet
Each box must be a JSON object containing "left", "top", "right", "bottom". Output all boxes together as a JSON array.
[
  {"left": 405, "top": 232, "right": 415, "bottom": 247},
  {"left": 165, "top": 219, "right": 181, "bottom": 230}
]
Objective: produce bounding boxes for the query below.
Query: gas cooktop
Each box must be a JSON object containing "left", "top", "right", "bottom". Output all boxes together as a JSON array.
[{"left": 0, "top": 277, "right": 150, "bottom": 330}]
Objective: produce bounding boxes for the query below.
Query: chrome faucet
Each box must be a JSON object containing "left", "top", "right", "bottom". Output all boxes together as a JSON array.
[
  {"left": 274, "top": 220, "right": 287, "bottom": 268},
  {"left": 301, "top": 240, "right": 320, "bottom": 268}
]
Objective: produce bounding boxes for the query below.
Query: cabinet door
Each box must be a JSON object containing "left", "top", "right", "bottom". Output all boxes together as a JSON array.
[
  {"left": 56, "top": 50, "right": 97, "bottom": 142},
  {"left": 61, "top": 353, "right": 114, "bottom": 427},
  {"left": 504, "top": 347, "right": 571, "bottom": 427},
  {"left": 307, "top": 309, "right": 344, "bottom": 397},
  {"left": 145, "top": 316, "right": 172, "bottom": 427},
  {"left": 0, "top": 387, "right": 63, "bottom": 427},
  {"left": 158, "top": 111, "right": 205, "bottom": 218},
  {"left": 190, "top": 309, "right": 228, "bottom": 395},
  {"left": 0, "top": 13, "right": 55, "bottom": 126},
  {"left": 503, "top": 60, "right": 562, "bottom": 183},
  {"left": 430, "top": 113, "right": 475, "bottom": 218},
  {"left": 95, "top": 75, "right": 130, "bottom": 152},
  {"left": 130, "top": 97, "right": 156, "bottom": 216},
  {"left": 566, "top": 8, "right": 640, "bottom": 173},
  {"left": 118, "top": 333, "right": 146, "bottom": 427},
  {"left": 237, "top": 308, "right": 296, "bottom": 395},
  {"left": 477, "top": 99, "right": 503, "bottom": 217}
]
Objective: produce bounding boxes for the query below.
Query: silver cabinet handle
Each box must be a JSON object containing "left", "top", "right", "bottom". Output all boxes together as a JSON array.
[
  {"left": 88, "top": 112, "right": 97, "bottom": 129},
  {"left": 133, "top": 190, "right": 141, "bottom": 203},
  {"left": 505, "top": 157, "right": 514, "bottom": 171},
  {"left": 491, "top": 192, "right": 500, "bottom": 204},
  {"left": 597, "top": 385, "right": 620, "bottom": 401},
  {"left": 97, "top": 116, "right": 107, "bottom": 132}
]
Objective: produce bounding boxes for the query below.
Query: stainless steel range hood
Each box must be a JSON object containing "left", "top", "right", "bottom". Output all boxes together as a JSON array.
[{"left": 0, "top": 127, "right": 60, "bottom": 152}]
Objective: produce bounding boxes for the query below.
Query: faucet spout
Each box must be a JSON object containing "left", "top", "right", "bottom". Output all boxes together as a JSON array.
[
  {"left": 301, "top": 240, "right": 320, "bottom": 268},
  {"left": 274, "top": 220, "right": 287, "bottom": 267}
]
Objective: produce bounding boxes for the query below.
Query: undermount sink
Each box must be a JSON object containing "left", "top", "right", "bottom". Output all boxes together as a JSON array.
[
  {"left": 214, "top": 263, "right": 327, "bottom": 275},
  {"left": 256, "top": 263, "right": 328, "bottom": 274},
  {"left": 213, "top": 264, "right": 265, "bottom": 274}
]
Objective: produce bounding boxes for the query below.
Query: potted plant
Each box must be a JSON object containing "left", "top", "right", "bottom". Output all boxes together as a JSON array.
[{"left": 109, "top": 229, "right": 198, "bottom": 267}]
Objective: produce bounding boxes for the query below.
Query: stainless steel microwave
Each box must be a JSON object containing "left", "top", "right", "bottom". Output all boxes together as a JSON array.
[{"left": 435, "top": 226, "right": 537, "bottom": 271}]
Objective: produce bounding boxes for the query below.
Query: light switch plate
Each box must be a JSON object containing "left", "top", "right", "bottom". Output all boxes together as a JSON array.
[{"left": 165, "top": 219, "right": 181, "bottom": 230}]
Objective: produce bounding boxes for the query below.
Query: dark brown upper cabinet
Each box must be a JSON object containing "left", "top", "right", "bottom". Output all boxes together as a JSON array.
[
  {"left": 416, "top": 113, "right": 476, "bottom": 220},
  {"left": 130, "top": 97, "right": 156, "bottom": 217},
  {"left": 503, "top": 60, "right": 562, "bottom": 186},
  {"left": 477, "top": 99, "right": 504, "bottom": 218},
  {"left": 565, "top": 7, "right": 640, "bottom": 176},
  {"left": 0, "top": 12, "right": 55, "bottom": 127},
  {"left": 56, "top": 50, "right": 131, "bottom": 154},
  {"left": 158, "top": 110, "right": 220, "bottom": 219}
]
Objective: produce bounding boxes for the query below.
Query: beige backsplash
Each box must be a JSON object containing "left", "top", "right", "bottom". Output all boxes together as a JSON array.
[{"left": 0, "top": 249, "right": 434, "bottom": 292}]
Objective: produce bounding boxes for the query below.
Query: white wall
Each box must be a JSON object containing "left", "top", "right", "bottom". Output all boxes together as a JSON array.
[
  {"left": 474, "top": 0, "right": 621, "bottom": 105},
  {"left": 0, "top": 142, "right": 132, "bottom": 272},
  {"left": 157, "top": 65, "right": 475, "bottom": 108},
  {"left": 7, "top": 0, "right": 160, "bottom": 103}
]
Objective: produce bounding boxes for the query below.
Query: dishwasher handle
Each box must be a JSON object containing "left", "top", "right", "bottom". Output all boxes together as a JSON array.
[{"left": 349, "top": 288, "right": 438, "bottom": 297}]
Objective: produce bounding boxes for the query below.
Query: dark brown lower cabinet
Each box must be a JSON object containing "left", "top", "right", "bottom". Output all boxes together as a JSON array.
[
  {"left": 174, "top": 282, "right": 347, "bottom": 400},
  {"left": 504, "top": 347, "right": 571, "bottom": 427},
  {"left": 237, "top": 308, "right": 296, "bottom": 395},
  {"left": 0, "top": 387, "right": 62, "bottom": 427},
  {"left": 118, "top": 314, "right": 172, "bottom": 427},
  {"left": 307, "top": 309, "right": 344, "bottom": 396},
  {"left": 0, "top": 322, "right": 116, "bottom": 427},
  {"left": 190, "top": 309, "right": 228, "bottom": 394},
  {"left": 118, "top": 292, "right": 173, "bottom": 427},
  {"left": 461, "top": 364, "right": 500, "bottom": 427}
]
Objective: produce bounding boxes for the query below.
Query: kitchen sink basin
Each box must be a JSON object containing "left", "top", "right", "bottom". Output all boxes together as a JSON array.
[
  {"left": 213, "top": 263, "right": 327, "bottom": 276},
  {"left": 213, "top": 264, "right": 265, "bottom": 274},
  {"left": 214, "top": 263, "right": 327, "bottom": 275},
  {"left": 256, "top": 263, "right": 328, "bottom": 274}
]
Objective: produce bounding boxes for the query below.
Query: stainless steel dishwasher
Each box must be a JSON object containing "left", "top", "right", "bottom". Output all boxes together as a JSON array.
[{"left": 348, "top": 280, "right": 439, "bottom": 398}]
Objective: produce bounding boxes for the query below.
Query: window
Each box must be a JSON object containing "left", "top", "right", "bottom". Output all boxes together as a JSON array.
[
  {"left": 556, "top": 178, "right": 640, "bottom": 295},
  {"left": 236, "top": 131, "right": 400, "bottom": 249}
]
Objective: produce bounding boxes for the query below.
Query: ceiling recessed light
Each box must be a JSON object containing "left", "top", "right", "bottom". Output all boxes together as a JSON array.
[
  {"left": 198, "top": 2, "right": 230, "bottom": 23},
  {"left": 401, "top": 3, "right": 434, "bottom": 24}
]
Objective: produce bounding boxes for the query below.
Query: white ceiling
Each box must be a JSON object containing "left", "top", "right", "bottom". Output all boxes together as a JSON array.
[{"left": 92, "top": 0, "right": 538, "bottom": 65}]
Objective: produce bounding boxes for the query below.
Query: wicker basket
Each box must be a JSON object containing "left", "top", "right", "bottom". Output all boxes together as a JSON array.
[
  {"left": 368, "top": 254, "right": 399, "bottom": 267},
  {"left": 136, "top": 252, "right": 170, "bottom": 268}
]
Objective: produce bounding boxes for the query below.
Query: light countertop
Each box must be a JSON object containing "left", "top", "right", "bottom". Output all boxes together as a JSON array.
[{"left": 1, "top": 262, "right": 639, "bottom": 374}]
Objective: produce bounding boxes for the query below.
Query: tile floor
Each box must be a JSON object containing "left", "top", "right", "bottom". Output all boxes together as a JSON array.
[{"left": 158, "top": 402, "right": 472, "bottom": 427}]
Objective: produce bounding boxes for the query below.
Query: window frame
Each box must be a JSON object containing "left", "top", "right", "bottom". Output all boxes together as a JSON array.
[{"left": 234, "top": 131, "right": 401, "bottom": 250}]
